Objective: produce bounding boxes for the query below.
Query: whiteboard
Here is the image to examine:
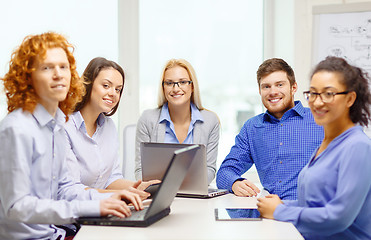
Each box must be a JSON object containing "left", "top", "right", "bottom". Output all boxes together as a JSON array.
[
  {"left": 312, "top": 3, "right": 371, "bottom": 137},
  {"left": 313, "top": 9, "right": 371, "bottom": 75}
]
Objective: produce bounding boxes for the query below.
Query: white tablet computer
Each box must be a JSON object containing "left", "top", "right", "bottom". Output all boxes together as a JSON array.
[{"left": 214, "top": 208, "right": 262, "bottom": 221}]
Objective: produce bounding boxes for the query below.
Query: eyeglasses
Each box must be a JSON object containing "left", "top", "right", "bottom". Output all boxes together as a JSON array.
[
  {"left": 303, "top": 91, "right": 349, "bottom": 103},
  {"left": 162, "top": 80, "right": 192, "bottom": 88}
]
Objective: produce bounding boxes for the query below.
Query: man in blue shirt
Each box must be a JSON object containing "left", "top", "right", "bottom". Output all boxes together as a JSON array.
[{"left": 216, "top": 58, "right": 324, "bottom": 200}]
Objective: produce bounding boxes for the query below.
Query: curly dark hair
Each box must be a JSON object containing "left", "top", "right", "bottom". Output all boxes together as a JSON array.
[{"left": 311, "top": 56, "right": 371, "bottom": 127}]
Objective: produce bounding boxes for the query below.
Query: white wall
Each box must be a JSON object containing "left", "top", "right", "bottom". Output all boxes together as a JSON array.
[{"left": 264, "top": 0, "right": 295, "bottom": 63}]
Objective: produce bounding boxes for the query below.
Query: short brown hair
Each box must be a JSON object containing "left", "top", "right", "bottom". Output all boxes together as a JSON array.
[{"left": 256, "top": 58, "right": 295, "bottom": 86}]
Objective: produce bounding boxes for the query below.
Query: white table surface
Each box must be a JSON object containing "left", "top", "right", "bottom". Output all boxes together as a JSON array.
[{"left": 74, "top": 193, "right": 303, "bottom": 240}]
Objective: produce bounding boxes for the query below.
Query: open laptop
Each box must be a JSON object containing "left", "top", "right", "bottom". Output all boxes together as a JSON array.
[
  {"left": 76, "top": 145, "right": 199, "bottom": 227},
  {"left": 141, "top": 142, "right": 228, "bottom": 199}
]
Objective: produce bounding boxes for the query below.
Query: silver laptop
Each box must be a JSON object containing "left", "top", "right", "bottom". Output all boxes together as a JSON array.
[
  {"left": 141, "top": 142, "right": 228, "bottom": 198},
  {"left": 76, "top": 145, "right": 199, "bottom": 227}
]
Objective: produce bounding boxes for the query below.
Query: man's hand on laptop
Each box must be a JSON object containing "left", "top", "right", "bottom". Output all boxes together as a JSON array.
[
  {"left": 232, "top": 179, "right": 260, "bottom": 197},
  {"left": 99, "top": 190, "right": 144, "bottom": 218},
  {"left": 99, "top": 195, "right": 133, "bottom": 218}
]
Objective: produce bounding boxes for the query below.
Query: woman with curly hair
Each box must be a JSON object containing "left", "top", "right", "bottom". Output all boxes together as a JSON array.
[{"left": 0, "top": 32, "right": 143, "bottom": 240}]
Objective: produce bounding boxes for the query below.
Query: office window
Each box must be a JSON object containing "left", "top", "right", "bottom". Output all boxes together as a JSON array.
[
  {"left": 139, "top": 0, "right": 264, "bottom": 168},
  {"left": 0, "top": 0, "right": 119, "bottom": 122}
]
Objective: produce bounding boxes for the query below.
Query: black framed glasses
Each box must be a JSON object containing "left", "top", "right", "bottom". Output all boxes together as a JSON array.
[
  {"left": 162, "top": 80, "right": 192, "bottom": 88},
  {"left": 303, "top": 91, "right": 349, "bottom": 103}
]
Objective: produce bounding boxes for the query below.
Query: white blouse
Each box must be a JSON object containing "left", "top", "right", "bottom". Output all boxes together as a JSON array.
[{"left": 65, "top": 111, "right": 123, "bottom": 189}]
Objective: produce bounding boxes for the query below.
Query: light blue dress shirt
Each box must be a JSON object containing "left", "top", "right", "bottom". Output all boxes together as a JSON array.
[
  {"left": 160, "top": 103, "right": 204, "bottom": 144},
  {"left": 0, "top": 105, "right": 110, "bottom": 240},
  {"left": 216, "top": 101, "right": 324, "bottom": 200},
  {"left": 274, "top": 126, "right": 371, "bottom": 240},
  {"left": 65, "top": 111, "right": 123, "bottom": 189}
]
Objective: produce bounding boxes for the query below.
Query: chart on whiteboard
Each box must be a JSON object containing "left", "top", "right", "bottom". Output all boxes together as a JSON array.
[
  {"left": 314, "top": 11, "right": 371, "bottom": 76},
  {"left": 313, "top": 10, "right": 371, "bottom": 137}
]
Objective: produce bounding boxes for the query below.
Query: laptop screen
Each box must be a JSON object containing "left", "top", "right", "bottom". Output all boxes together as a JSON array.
[
  {"left": 141, "top": 143, "right": 208, "bottom": 195},
  {"left": 144, "top": 145, "right": 200, "bottom": 217}
]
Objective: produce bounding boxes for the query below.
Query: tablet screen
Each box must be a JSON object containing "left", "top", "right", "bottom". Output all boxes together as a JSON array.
[{"left": 214, "top": 208, "right": 262, "bottom": 221}]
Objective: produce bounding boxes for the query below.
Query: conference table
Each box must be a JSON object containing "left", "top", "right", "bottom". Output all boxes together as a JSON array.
[{"left": 74, "top": 193, "right": 303, "bottom": 240}]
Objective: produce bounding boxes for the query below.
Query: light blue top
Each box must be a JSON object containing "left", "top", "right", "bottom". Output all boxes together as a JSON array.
[
  {"left": 65, "top": 111, "right": 123, "bottom": 189},
  {"left": 274, "top": 126, "right": 371, "bottom": 240},
  {"left": 0, "top": 105, "right": 110, "bottom": 240},
  {"left": 160, "top": 103, "right": 203, "bottom": 144},
  {"left": 216, "top": 101, "right": 324, "bottom": 200}
]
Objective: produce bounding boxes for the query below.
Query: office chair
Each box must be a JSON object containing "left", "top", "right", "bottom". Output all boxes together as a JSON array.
[{"left": 122, "top": 124, "right": 137, "bottom": 181}]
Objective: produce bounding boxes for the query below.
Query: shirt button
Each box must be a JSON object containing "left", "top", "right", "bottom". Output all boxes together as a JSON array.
[
  {"left": 52, "top": 176, "right": 56, "bottom": 180},
  {"left": 99, "top": 175, "right": 102, "bottom": 179},
  {"left": 280, "top": 123, "right": 283, "bottom": 126},
  {"left": 280, "top": 142, "right": 283, "bottom": 145},
  {"left": 280, "top": 161, "right": 282, "bottom": 164}
]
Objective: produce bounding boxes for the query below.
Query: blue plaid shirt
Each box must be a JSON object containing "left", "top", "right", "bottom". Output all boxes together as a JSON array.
[{"left": 216, "top": 101, "right": 324, "bottom": 200}]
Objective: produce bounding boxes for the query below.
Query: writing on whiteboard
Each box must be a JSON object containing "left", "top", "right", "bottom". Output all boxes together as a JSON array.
[{"left": 315, "top": 12, "right": 371, "bottom": 76}]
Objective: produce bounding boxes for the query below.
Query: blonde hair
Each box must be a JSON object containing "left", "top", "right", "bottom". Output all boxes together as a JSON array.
[{"left": 157, "top": 59, "right": 203, "bottom": 110}]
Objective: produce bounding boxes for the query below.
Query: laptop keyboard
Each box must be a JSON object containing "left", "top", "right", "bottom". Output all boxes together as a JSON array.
[{"left": 110, "top": 208, "right": 148, "bottom": 221}]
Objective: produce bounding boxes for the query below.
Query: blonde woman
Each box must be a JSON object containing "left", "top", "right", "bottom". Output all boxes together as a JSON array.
[{"left": 135, "top": 59, "right": 220, "bottom": 184}]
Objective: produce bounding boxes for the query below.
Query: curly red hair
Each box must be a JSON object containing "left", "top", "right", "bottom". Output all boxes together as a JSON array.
[{"left": 1, "top": 32, "right": 84, "bottom": 121}]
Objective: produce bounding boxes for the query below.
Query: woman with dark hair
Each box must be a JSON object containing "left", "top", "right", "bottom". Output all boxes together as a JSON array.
[
  {"left": 257, "top": 56, "right": 371, "bottom": 239},
  {"left": 65, "top": 57, "right": 157, "bottom": 198}
]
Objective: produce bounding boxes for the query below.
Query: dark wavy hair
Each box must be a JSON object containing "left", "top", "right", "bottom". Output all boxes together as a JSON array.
[
  {"left": 311, "top": 56, "right": 371, "bottom": 127},
  {"left": 74, "top": 57, "right": 125, "bottom": 116},
  {"left": 256, "top": 58, "right": 296, "bottom": 86},
  {"left": 1, "top": 32, "right": 84, "bottom": 120}
]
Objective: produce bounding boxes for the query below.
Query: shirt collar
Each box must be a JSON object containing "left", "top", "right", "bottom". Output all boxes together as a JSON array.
[
  {"left": 159, "top": 103, "right": 171, "bottom": 123},
  {"left": 71, "top": 111, "right": 85, "bottom": 130},
  {"left": 159, "top": 102, "right": 204, "bottom": 124},
  {"left": 71, "top": 111, "right": 106, "bottom": 131},
  {"left": 263, "top": 101, "right": 304, "bottom": 122},
  {"left": 32, "top": 104, "right": 65, "bottom": 130},
  {"left": 96, "top": 113, "right": 106, "bottom": 126},
  {"left": 190, "top": 103, "right": 204, "bottom": 124}
]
